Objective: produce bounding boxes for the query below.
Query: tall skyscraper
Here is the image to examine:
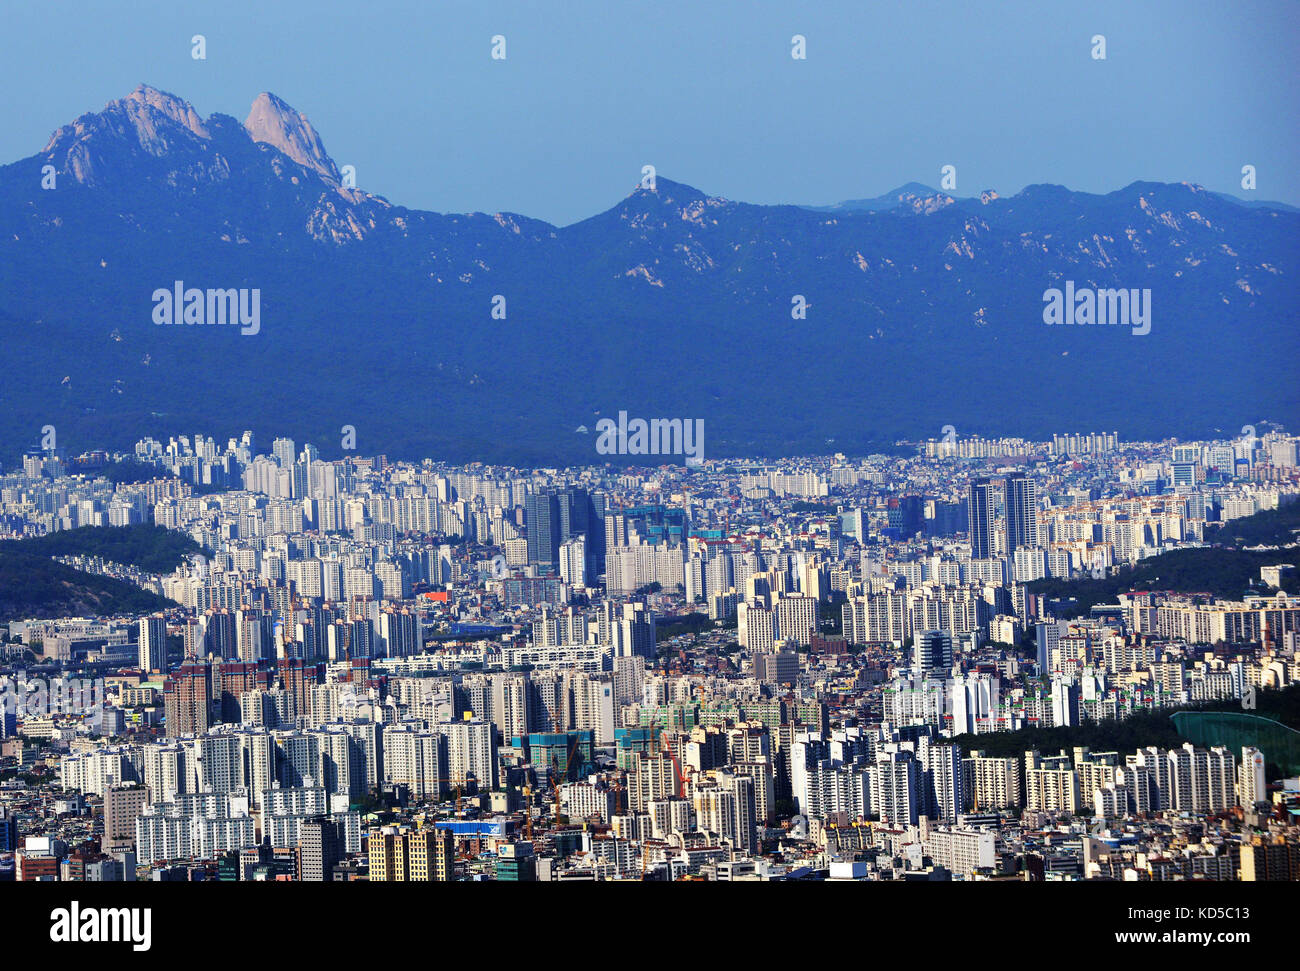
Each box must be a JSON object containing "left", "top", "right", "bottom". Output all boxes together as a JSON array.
[
  {"left": 439, "top": 717, "right": 498, "bottom": 790},
  {"left": 871, "top": 747, "right": 922, "bottom": 827},
  {"left": 138, "top": 614, "right": 167, "bottom": 672},
  {"left": 1240, "top": 746, "right": 1267, "bottom": 808},
  {"left": 559, "top": 536, "right": 587, "bottom": 587},
  {"left": 919, "top": 740, "right": 964, "bottom": 823},
  {"left": 526, "top": 491, "right": 561, "bottom": 568},
  {"left": 617, "top": 602, "right": 657, "bottom": 659},
  {"left": 1004, "top": 472, "right": 1038, "bottom": 553},
  {"left": 888, "top": 495, "right": 924, "bottom": 537},
  {"left": 528, "top": 487, "right": 606, "bottom": 576},
  {"left": 967, "top": 478, "right": 995, "bottom": 559},
  {"left": 557, "top": 487, "right": 589, "bottom": 548},
  {"left": 1035, "top": 620, "right": 1066, "bottom": 675},
  {"left": 585, "top": 490, "right": 608, "bottom": 578},
  {"left": 272, "top": 436, "right": 296, "bottom": 468},
  {"left": 1050, "top": 677, "right": 1081, "bottom": 727}
]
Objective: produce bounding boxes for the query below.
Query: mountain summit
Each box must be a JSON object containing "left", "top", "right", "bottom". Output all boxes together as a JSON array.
[
  {"left": 243, "top": 92, "right": 339, "bottom": 182},
  {"left": 41, "top": 84, "right": 213, "bottom": 186},
  {"left": 37, "top": 84, "right": 343, "bottom": 193}
]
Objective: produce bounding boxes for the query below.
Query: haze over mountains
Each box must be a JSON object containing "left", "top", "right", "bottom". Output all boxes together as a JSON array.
[{"left": 0, "top": 85, "right": 1296, "bottom": 467}]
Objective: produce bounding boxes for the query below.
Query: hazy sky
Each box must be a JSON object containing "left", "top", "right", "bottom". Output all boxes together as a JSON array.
[{"left": 4, "top": 0, "right": 1297, "bottom": 225}]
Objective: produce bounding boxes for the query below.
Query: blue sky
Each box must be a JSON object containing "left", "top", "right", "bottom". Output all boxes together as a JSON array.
[{"left": 4, "top": 0, "right": 1297, "bottom": 225}]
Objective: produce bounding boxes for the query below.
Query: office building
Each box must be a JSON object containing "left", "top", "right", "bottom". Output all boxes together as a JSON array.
[
  {"left": 299, "top": 816, "right": 342, "bottom": 882},
  {"left": 915, "top": 630, "right": 953, "bottom": 674},
  {"left": 138, "top": 614, "right": 167, "bottom": 673},
  {"left": 967, "top": 478, "right": 995, "bottom": 560},
  {"left": 1004, "top": 472, "right": 1039, "bottom": 553}
]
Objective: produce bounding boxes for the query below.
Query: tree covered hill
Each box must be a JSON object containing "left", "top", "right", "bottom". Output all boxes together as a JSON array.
[
  {"left": 0, "top": 524, "right": 205, "bottom": 574},
  {"left": 0, "top": 550, "right": 175, "bottom": 623},
  {"left": 1027, "top": 503, "right": 1300, "bottom": 616}
]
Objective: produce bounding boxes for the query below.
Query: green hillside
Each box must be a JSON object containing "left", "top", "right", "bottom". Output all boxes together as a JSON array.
[
  {"left": 0, "top": 523, "right": 205, "bottom": 574},
  {"left": 0, "top": 550, "right": 175, "bottom": 623},
  {"left": 1027, "top": 503, "right": 1300, "bottom": 616}
]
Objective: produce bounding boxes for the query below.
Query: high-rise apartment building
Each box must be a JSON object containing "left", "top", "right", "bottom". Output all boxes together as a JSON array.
[
  {"left": 138, "top": 614, "right": 167, "bottom": 673},
  {"left": 967, "top": 478, "right": 995, "bottom": 559},
  {"left": 1004, "top": 472, "right": 1039, "bottom": 553},
  {"left": 104, "top": 783, "right": 148, "bottom": 852},
  {"left": 164, "top": 658, "right": 212, "bottom": 737}
]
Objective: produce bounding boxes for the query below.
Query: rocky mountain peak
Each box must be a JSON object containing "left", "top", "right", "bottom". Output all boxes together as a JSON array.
[
  {"left": 118, "top": 84, "right": 210, "bottom": 139},
  {"left": 38, "top": 84, "right": 213, "bottom": 185},
  {"left": 243, "top": 92, "right": 339, "bottom": 181}
]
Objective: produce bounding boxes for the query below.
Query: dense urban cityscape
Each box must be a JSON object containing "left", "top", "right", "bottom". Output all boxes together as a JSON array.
[
  {"left": 2, "top": 425, "right": 1298, "bottom": 886},
  {"left": 2, "top": 0, "right": 1294, "bottom": 956}
]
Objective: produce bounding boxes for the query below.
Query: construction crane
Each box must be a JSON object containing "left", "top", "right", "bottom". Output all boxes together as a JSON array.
[
  {"left": 628, "top": 717, "right": 689, "bottom": 880},
  {"left": 426, "top": 776, "right": 471, "bottom": 817},
  {"left": 550, "top": 738, "right": 581, "bottom": 826},
  {"left": 658, "top": 727, "right": 687, "bottom": 799},
  {"left": 522, "top": 781, "right": 533, "bottom": 841},
  {"left": 612, "top": 773, "right": 627, "bottom": 817},
  {"left": 640, "top": 714, "right": 687, "bottom": 800}
]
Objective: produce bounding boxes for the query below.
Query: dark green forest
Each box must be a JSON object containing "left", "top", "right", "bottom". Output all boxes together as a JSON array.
[
  {"left": 0, "top": 550, "right": 175, "bottom": 623},
  {"left": 0, "top": 523, "right": 205, "bottom": 574}
]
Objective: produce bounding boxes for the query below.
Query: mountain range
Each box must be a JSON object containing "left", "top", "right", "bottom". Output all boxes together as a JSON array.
[{"left": 1, "top": 85, "right": 1296, "bottom": 467}]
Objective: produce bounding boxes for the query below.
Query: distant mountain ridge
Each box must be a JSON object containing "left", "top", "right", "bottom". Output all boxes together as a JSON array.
[
  {"left": 802, "top": 182, "right": 963, "bottom": 214},
  {"left": 804, "top": 181, "right": 1296, "bottom": 215},
  {"left": 0, "top": 85, "right": 1296, "bottom": 466}
]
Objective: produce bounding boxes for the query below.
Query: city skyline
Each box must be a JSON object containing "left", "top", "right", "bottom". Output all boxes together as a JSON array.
[{"left": 2, "top": 0, "right": 1295, "bottom": 950}]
